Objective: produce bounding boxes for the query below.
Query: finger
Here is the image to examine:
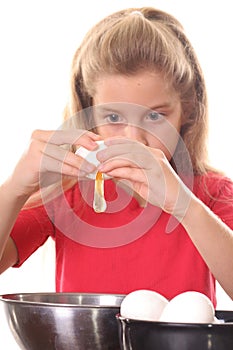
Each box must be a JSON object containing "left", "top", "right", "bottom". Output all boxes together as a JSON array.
[
  {"left": 97, "top": 144, "right": 139, "bottom": 162},
  {"left": 40, "top": 153, "right": 89, "bottom": 178},
  {"left": 41, "top": 143, "right": 97, "bottom": 174},
  {"left": 98, "top": 149, "right": 156, "bottom": 171},
  {"left": 116, "top": 178, "right": 149, "bottom": 197},
  {"left": 31, "top": 129, "right": 101, "bottom": 149},
  {"left": 104, "top": 136, "right": 136, "bottom": 146},
  {"left": 98, "top": 143, "right": 166, "bottom": 172},
  {"left": 101, "top": 165, "right": 147, "bottom": 184},
  {"left": 98, "top": 158, "right": 139, "bottom": 173},
  {"left": 113, "top": 177, "right": 151, "bottom": 206},
  {"left": 102, "top": 137, "right": 165, "bottom": 158}
]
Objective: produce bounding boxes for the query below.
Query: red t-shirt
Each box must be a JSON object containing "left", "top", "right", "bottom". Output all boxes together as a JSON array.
[{"left": 10, "top": 172, "right": 233, "bottom": 307}]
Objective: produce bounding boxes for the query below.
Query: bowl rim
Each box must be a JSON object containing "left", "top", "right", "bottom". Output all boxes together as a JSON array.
[
  {"left": 116, "top": 311, "right": 233, "bottom": 327},
  {"left": 0, "top": 292, "right": 126, "bottom": 308}
]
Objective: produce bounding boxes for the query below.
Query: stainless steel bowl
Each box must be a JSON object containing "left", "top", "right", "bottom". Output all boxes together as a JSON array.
[
  {"left": 0, "top": 292, "right": 125, "bottom": 350},
  {"left": 117, "top": 310, "right": 233, "bottom": 350}
]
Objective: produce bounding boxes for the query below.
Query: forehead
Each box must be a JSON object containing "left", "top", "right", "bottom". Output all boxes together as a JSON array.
[{"left": 93, "top": 70, "right": 179, "bottom": 107}]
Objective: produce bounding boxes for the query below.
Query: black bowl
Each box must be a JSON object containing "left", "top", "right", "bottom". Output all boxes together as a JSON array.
[{"left": 116, "top": 310, "right": 233, "bottom": 350}]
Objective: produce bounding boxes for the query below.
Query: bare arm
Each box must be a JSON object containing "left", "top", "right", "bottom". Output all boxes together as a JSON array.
[
  {"left": 97, "top": 138, "right": 233, "bottom": 299},
  {"left": 0, "top": 237, "right": 19, "bottom": 274},
  {"left": 182, "top": 196, "right": 233, "bottom": 299},
  {"left": 0, "top": 180, "right": 29, "bottom": 272},
  {"left": 0, "top": 129, "right": 101, "bottom": 273}
]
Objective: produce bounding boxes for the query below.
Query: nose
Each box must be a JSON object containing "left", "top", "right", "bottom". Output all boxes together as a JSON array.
[{"left": 123, "top": 124, "right": 147, "bottom": 144}]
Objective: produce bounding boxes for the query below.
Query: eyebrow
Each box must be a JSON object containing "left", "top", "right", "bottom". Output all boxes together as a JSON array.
[
  {"left": 96, "top": 102, "right": 174, "bottom": 113},
  {"left": 148, "top": 102, "right": 175, "bottom": 110},
  {"left": 96, "top": 106, "right": 122, "bottom": 113}
]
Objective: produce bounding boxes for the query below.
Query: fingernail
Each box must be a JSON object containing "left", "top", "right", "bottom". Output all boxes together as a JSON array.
[
  {"left": 97, "top": 153, "right": 103, "bottom": 161},
  {"left": 85, "top": 163, "right": 96, "bottom": 172},
  {"left": 90, "top": 140, "right": 99, "bottom": 147}
]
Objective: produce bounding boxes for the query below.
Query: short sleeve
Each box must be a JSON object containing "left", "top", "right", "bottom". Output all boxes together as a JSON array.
[
  {"left": 194, "top": 173, "right": 233, "bottom": 230},
  {"left": 210, "top": 176, "right": 233, "bottom": 229},
  {"left": 10, "top": 205, "right": 55, "bottom": 267}
]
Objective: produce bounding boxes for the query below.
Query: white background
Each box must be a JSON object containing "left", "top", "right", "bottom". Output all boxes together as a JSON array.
[{"left": 0, "top": 0, "right": 233, "bottom": 348}]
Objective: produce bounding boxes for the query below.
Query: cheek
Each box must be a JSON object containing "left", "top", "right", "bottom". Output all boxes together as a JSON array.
[
  {"left": 95, "top": 125, "right": 117, "bottom": 138},
  {"left": 148, "top": 123, "right": 181, "bottom": 161},
  {"left": 148, "top": 139, "right": 172, "bottom": 161}
]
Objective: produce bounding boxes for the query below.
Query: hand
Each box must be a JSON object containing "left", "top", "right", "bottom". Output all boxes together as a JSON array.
[
  {"left": 8, "top": 129, "right": 101, "bottom": 198},
  {"left": 97, "top": 138, "right": 192, "bottom": 219}
]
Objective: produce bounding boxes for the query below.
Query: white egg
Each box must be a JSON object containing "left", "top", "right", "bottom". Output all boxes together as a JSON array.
[
  {"left": 75, "top": 140, "right": 110, "bottom": 179},
  {"left": 159, "top": 291, "right": 215, "bottom": 323},
  {"left": 120, "top": 289, "right": 168, "bottom": 321}
]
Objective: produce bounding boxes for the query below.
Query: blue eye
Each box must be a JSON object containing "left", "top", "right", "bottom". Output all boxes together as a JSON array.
[
  {"left": 107, "top": 113, "right": 121, "bottom": 123},
  {"left": 147, "top": 111, "right": 162, "bottom": 121}
]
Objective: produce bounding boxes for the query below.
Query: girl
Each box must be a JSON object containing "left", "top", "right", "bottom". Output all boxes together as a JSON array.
[{"left": 0, "top": 7, "right": 232, "bottom": 308}]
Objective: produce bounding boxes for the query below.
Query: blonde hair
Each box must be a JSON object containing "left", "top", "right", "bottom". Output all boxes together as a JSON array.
[
  {"left": 64, "top": 7, "right": 210, "bottom": 174},
  {"left": 26, "top": 7, "right": 213, "bottom": 208}
]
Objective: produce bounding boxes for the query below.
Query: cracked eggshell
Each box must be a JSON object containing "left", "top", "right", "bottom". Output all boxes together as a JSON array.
[{"left": 75, "top": 140, "right": 110, "bottom": 179}]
